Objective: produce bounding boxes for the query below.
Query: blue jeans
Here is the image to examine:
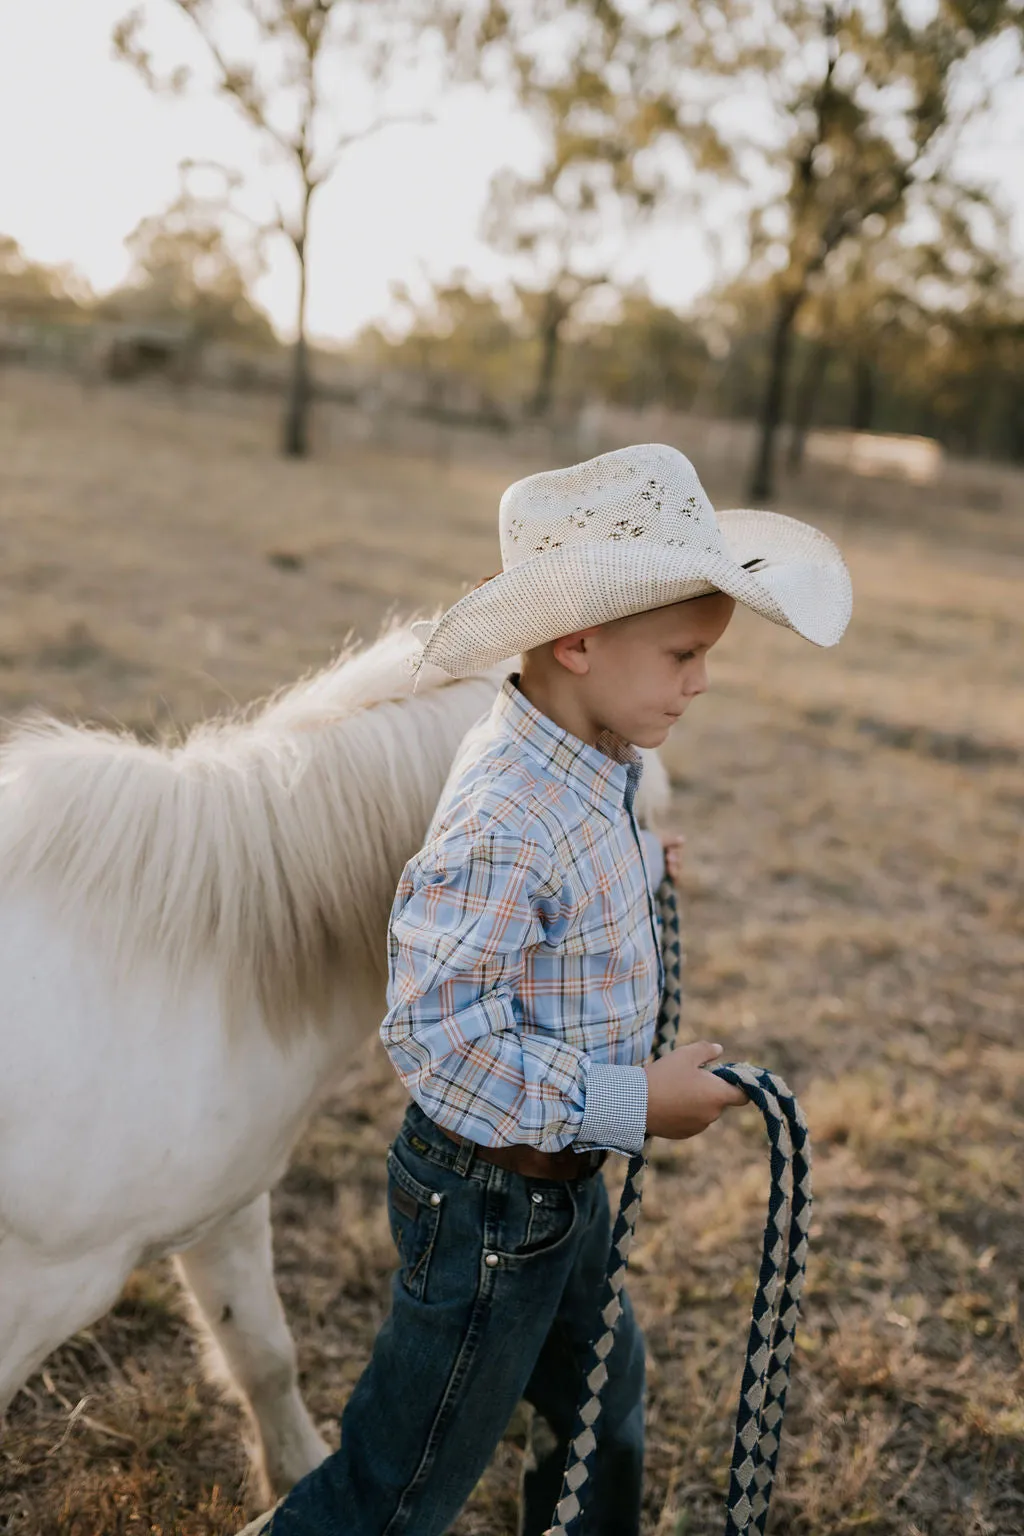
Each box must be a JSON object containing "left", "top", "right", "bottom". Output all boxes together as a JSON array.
[{"left": 264, "top": 1097, "right": 646, "bottom": 1535}]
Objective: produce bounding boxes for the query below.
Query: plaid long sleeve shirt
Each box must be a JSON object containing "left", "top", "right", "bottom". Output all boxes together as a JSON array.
[{"left": 379, "top": 671, "right": 666, "bottom": 1155}]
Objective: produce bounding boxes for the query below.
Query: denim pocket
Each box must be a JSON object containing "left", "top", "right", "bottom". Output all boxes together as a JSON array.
[
  {"left": 499, "top": 1177, "right": 579, "bottom": 1262},
  {"left": 386, "top": 1141, "right": 444, "bottom": 1301}
]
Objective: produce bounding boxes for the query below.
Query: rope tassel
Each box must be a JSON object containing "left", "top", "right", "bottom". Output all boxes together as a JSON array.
[{"left": 545, "top": 877, "right": 813, "bottom": 1536}]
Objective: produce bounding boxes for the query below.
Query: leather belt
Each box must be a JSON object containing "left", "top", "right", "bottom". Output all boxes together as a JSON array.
[{"left": 434, "top": 1122, "right": 609, "bottom": 1181}]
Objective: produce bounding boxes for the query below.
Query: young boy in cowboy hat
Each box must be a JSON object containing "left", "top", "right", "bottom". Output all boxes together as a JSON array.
[{"left": 240, "top": 443, "right": 851, "bottom": 1536}]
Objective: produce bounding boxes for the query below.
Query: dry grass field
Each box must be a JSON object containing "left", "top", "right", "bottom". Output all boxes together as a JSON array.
[{"left": 1, "top": 367, "right": 1022, "bottom": 1536}]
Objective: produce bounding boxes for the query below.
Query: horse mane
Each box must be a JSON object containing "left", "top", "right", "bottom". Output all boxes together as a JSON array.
[{"left": 0, "top": 618, "right": 503, "bottom": 1043}]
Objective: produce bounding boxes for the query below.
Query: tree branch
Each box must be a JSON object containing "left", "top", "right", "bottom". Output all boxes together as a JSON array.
[
  {"left": 164, "top": 0, "right": 296, "bottom": 159},
  {"left": 310, "top": 110, "right": 435, "bottom": 186}
]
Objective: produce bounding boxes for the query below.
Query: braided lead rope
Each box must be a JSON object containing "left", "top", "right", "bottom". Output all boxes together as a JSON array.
[
  {"left": 544, "top": 877, "right": 812, "bottom": 1536},
  {"left": 712, "top": 1063, "right": 811, "bottom": 1534}
]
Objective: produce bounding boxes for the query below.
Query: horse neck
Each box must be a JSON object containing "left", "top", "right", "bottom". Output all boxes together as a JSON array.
[{"left": 0, "top": 632, "right": 505, "bottom": 1047}]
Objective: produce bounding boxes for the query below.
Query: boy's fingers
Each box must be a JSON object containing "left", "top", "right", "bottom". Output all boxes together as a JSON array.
[
  {"left": 679, "top": 1040, "right": 723, "bottom": 1068},
  {"left": 678, "top": 1044, "right": 750, "bottom": 1104}
]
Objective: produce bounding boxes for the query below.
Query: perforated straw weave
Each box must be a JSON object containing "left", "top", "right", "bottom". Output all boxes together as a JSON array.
[
  {"left": 544, "top": 878, "right": 813, "bottom": 1536},
  {"left": 407, "top": 444, "right": 852, "bottom": 684}
]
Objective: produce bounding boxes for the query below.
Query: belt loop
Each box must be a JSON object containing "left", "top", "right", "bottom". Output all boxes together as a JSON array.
[{"left": 452, "top": 1135, "right": 476, "bottom": 1177}]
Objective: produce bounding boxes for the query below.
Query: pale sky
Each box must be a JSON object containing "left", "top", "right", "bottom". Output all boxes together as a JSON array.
[{"left": 1, "top": 1, "right": 1021, "bottom": 345}]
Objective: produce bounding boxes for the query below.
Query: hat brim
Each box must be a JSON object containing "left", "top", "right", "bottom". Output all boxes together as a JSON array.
[{"left": 411, "top": 507, "right": 852, "bottom": 678}]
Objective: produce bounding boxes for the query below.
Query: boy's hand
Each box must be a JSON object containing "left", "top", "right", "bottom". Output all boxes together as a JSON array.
[
  {"left": 643, "top": 1041, "right": 748, "bottom": 1140},
  {"left": 661, "top": 832, "right": 685, "bottom": 884}
]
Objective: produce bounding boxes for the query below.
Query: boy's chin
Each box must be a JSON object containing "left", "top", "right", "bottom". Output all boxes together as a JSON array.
[{"left": 627, "top": 721, "right": 674, "bottom": 748}]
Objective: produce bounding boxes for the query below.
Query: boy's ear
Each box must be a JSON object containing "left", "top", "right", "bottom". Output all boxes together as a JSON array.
[{"left": 551, "top": 626, "right": 601, "bottom": 676}]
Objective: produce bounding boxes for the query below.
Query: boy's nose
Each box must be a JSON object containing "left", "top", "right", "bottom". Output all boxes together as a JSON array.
[{"left": 683, "top": 659, "right": 710, "bottom": 698}]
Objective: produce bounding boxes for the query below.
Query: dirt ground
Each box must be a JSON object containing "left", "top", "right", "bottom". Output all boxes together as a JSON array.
[{"left": 1, "top": 368, "right": 1022, "bottom": 1536}]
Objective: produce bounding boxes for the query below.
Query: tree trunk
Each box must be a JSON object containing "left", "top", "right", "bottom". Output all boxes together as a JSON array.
[
  {"left": 850, "top": 352, "right": 875, "bottom": 433},
  {"left": 282, "top": 230, "right": 311, "bottom": 459},
  {"left": 750, "top": 289, "right": 802, "bottom": 501},
  {"left": 1003, "top": 380, "right": 1024, "bottom": 462},
  {"left": 529, "top": 295, "right": 562, "bottom": 418},
  {"left": 786, "top": 336, "right": 831, "bottom": 472},
  {"left": 962, "top": 363, "right": 992, "bottom": 458}
]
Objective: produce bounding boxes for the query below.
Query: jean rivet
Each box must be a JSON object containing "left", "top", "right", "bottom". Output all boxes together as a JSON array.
[
  {"left": 531, "top": 1192, "right": 544, "bottom": 1204},
  {"left": 429, "top": 1191, "right": 441, "bottom": 1206},
  {"left": 484, "top": 1251, "right": 499, "bottom": 1267}
]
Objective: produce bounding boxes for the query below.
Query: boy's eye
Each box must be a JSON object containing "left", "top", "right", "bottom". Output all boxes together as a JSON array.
[{"left": 674, "top": 650, "right": 696, "bottom": 662}]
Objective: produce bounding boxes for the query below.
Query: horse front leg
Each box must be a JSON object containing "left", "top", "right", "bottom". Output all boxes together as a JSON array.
[
  {"left": 0, "top": 1234, "right": 132, "bottom": 1415},
  {"left": 174, "top": 1192, "right": 329, "bottom": 1505}
]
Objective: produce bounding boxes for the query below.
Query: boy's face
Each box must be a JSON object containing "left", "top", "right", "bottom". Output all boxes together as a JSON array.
[{"left": 556, "top": 591, "right": 736, "bottom": 749}]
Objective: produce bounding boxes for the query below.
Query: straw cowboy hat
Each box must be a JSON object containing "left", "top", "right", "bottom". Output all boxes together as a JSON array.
[{"left": 409, "top": 442, "right": 852, "bottom": 680}]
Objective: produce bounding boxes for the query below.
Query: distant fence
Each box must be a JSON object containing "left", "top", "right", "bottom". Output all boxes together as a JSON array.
[{"left": 0, "top": 318, "right": 956, "bottom": 490}]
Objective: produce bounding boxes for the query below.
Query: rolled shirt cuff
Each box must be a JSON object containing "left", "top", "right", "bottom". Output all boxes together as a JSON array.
[{"left": 575, "top": 1062, "right": 649, "bottom": 1155}]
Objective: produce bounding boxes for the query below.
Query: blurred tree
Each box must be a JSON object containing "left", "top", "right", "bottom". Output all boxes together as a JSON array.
[
  {"left": 474, "top": 0, "right": 1021, "bottom": 470},
  {"left": 725, "top": 0, "right": 1022, "bottom": 498},
  {"left": 904, "top": 295, "right": 1024, "bottom": 460},
  {"left": 483, "top": 166, "right": 612, "bottom": 418},
  {"left": 785, "top": 195, "right": 1013, "bottom": 466},
  {"left": 351, "top": 271, "right": 532, "bottom": 406},
  {"left": 348, "top": 259, "right": 1022, "bottom": 457},
  {"left": 447, "top": 0, "right": 734, "bottom": 417},
  {"left": 701, "top": 251, "right": 1024, "bottom": 460},
  {"left": 0, "top": 236, "right": 93, "bottom": 322},
  {"left": 113, "top": 0, "right": 437, "bottom": 457},
  {"left": 565, "top": 285, "right": 711, "bottom": 411},
  {"left": 351, "top": 274, "right": 712, "bottom": 417},
  {"left": 103, "top": 164, "right": 275, "bottom": 346}
]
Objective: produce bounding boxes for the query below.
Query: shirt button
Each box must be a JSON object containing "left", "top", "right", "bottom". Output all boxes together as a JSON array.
[
  {"left": 429, "top": 1192, "right": 441, "bottom": 1207},
  {"left": 531, "top": 1192, "right": 544, "bottom": 1204},
  {"left": 484, "top": 1252, "right": 499, "bottom": 1267}
]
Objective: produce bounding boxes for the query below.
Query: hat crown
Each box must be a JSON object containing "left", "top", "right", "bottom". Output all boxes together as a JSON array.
[{"left": 499, "top": 443, "right": 724, "bottom": 569}]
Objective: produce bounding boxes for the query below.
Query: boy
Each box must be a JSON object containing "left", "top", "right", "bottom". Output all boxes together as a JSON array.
[{"left": 242, "top": 443, "right": 851, "bottom": 1536}]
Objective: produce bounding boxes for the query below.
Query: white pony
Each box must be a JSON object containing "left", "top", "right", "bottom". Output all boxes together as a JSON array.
[{"left": 0, "top": 620, "right": 669, "bottom": 1503}]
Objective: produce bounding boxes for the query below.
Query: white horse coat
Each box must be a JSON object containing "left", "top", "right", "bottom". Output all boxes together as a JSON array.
[{"left": 0, "top": 622, "right": 669, "bottom": 1501}]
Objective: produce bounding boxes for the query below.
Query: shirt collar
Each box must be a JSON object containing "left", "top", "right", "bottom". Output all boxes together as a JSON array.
[{"left": 488, "top": 672, "right": 643, "bottom": 821}]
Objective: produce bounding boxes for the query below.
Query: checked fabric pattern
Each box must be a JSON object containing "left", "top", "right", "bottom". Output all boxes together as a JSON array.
[{"left": 544, "top": 876, "right": 813, "bottom": 1536}]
